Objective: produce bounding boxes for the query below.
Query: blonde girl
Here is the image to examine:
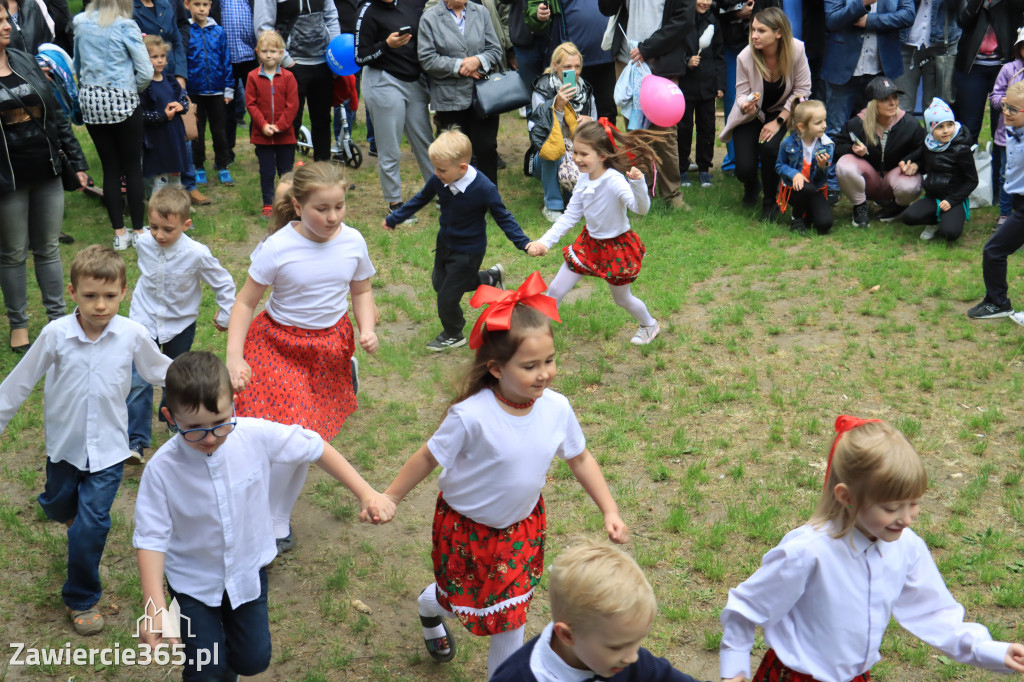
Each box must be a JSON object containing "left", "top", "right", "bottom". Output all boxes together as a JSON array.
[
  {"left": 526, "top": 119, "right": 662, "bottom": 345},
  {"left": 774, "top": 97, "right": 833, "bottom": 235},
  {"left": 720, "top": 417, "right": 1024, "bottom": 682},
  {"left": 375, "top": 276, "right": 627, "bottom": 678},
  {"left": 226, "top": 162, "right": 378, "bottom": 553}
]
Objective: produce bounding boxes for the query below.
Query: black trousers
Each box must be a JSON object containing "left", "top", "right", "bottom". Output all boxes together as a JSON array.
[
  {"left": 788, "top": 183, "right": 834, "bottom": 234},
  {"left": 254, "top": 144, "right": 296, "bottom": 205},
  {"left": 981, "top": 194, "right": 1024, "bottom": 308},
  {"left": 582, "top": 62, "right": 617, "bottom": 122},
  {"left": 902, "top": 196, "right": 967, "bottom": 242},
  {"left": 434, "top": 108, "right": 501, "bottom": 187},
  {"left": 677, "top": 96, "right": 716, "bottom": 173},
  {"left": 432, "top": 238, "right": 488, "bottom": 337},
  {"left": 192, "top": 94, "right": 231, "bottom": 171},
  {"left": 733, "top": 118, "right": 787, "bottom": 208},
  {"left": 291, "top": 62, "right": 334, "bottom": 161},
  {"left": 226, "top": 59, "right": 258, "bottom": 154},
  {"left": 86, "top": 108, "right": 144, "bottom": 232}
]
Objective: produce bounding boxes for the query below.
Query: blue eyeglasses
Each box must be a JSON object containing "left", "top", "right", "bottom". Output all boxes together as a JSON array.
[{"left": 175, "top": 407, "right": 238, "bottom": 442}]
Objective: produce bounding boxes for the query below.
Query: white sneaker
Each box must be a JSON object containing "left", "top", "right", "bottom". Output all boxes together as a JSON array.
[
  {"left": 112, "top": 232, "right": 132, "bottom": 251},
  {"left": 542, "top": 208, "right": 564, "bottom": 222},
  {"left": 1011, "top": 310, "right": 1024, "bottom": 328},
  {"left": 518, "top": 106, "right": 528, "bottom": 118},
  {"left": 630, "top": 320, "right": 661, "bottom": 345},
  {"left": 919, "top": 226, "right": 939, "bottom": 241},
  {"left": 132, "top": 230, "right": 145, "bottom": 247}
]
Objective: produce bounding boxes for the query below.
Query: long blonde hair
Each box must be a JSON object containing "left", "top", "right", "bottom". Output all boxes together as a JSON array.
[
  {"left": 750, "top": 8, "right": 794, "bottom": 86},
  {"left": 544, "top": 42, "right": 584, "bottom": 74},
  {"left": 88, "top": 0, "right": 133, "bottom": 26}
]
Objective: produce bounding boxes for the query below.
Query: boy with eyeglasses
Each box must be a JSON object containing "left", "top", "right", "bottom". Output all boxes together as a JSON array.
[
  {"left": 133, "top": 351, "right": 394, "bottom": 680},
  {"left": 969, "top": 81, "right": 1024, "bottom": 321}
]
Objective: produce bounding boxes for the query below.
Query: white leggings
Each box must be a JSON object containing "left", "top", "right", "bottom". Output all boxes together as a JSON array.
[
  {"left": 417, "top": 584, "right": 525, "bottom": 678},
  {"left": 547, "top": 262, "right": 655, "bottom": 326},
  {"left": 268, "top": 461, "right": 310, "bottom": 539}
]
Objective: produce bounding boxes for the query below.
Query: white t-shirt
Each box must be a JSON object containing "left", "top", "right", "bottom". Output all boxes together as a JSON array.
[
  {"left": 428, "top": 389, "right": 586, "bottom": 528},
  {"left": 248, "top": 223, "right": 376, "bottom": 329}
]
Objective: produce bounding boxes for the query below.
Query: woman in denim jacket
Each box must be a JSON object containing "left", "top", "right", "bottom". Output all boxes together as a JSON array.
[{"left": 73, "top": 0, "right": 153, "bottom": 251}]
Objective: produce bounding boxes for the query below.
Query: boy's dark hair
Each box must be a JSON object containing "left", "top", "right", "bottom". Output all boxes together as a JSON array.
[{"left": 164, "top": 351, "right": 234, "bottom": 415}]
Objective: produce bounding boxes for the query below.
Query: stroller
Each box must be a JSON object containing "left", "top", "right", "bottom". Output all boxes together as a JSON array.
[{"left": 296, "top": 74, "right": 363, "bottom": 168}]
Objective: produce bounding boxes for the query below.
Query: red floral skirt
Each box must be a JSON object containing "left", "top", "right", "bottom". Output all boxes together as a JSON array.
[
  {"left": 234, "top": 311, "right": 356, "bottom": 440},
  {"left": 431, "top": 493, "right": 546, "bottom": 636},
  {"left": 753, "top": 649, "right": 871, "bottom": 682},
  {"left": 563, "top": 227, "right": 646, "bottom": 286}
]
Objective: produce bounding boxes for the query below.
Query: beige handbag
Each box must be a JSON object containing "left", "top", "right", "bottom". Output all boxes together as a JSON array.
[{"left": 181, "top": 96, "right": 198, "bottom": 141}]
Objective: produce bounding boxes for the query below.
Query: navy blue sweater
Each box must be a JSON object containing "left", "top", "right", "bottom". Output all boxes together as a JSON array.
[
  {"left": 385, "top": 172, "right": 530, "bottom": 254},
  {"left": 490, "top": 633, "right": 710, "bottom": 682}
]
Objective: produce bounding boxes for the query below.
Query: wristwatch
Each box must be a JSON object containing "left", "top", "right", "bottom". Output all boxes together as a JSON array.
[{"left": 775, "top": 115, "right": 785, "bottom": 126}]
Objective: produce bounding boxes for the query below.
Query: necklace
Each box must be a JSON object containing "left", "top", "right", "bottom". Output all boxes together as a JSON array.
[{"left": 492, "top": 388, "right": 535, "bottom": 410}]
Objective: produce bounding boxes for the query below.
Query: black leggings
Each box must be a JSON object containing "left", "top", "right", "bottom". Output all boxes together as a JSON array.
[
  {"left": 86, "top": 108, "right": 144, "bottom": 232},
  {"left": 733, "top": 117, "right": 786, "bottom": 207},
  {"left": 902, "top": 196, "right": 967, "bottom": 241},
  {"left": 789, "top": 184, "right": 834, "bottom": 234}
]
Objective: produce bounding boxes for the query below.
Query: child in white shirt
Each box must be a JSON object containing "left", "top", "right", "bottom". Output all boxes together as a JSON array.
[
  {"left": 0, "top": 245, "right": 172, "bottom": 636},
  {"left": 720, "top": 417, "right": 1024, "bottom": 682},
  {"left": 127, "top": 186, "right": 236, "bottom": 463},
  {"left": 134, "top": 351, "right": 394, "bottom": 680}
]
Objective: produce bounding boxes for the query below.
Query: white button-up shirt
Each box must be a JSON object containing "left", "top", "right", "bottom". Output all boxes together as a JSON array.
[
  {"left": 130, "top": 232, "right": 236, "bottom": 344},
  {"left": 133, "top": 418, "right": 324, "bottom": 607},
  {"left": 445, "top": 164, "right": 477, "bottom": 195},
  {"left": 720, "top": 523, "right": 1011, "bottom": 681},
  {"left": 529, "top": 622, "right": 595, "bottom": 681},
  {"left": 0, "top": 314, "right": 171, "bottom": 472}
]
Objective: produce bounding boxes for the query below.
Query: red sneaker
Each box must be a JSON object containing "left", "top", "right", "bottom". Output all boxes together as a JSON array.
[{"left": 261, "top": 204, "right": 273, "bottom": 217}]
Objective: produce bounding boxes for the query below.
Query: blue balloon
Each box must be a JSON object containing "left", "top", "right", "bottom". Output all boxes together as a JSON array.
[{"left": 326, "top": 34, "right": 360, "bottom": 76}]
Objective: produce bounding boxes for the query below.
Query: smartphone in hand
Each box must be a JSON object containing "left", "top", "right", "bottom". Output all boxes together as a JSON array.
[
  {"left": 398, "top": 25, "right": 412, "bottom": 36},
  {"left": 562, "top": 69, "right": 576, "bottom": 87}
]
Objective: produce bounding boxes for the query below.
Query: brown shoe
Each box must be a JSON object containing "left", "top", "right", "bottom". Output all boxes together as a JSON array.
[{"left": 190, "top": 189, "right": 211, "bottom": 206}]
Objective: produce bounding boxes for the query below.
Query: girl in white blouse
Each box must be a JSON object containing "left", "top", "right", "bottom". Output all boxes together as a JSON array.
[
  {"left": 720, "top": 417, "right": 1024, "bottom": 682},
  {"left": 526, "top": 119, "right": 663, "bottom": 346}
]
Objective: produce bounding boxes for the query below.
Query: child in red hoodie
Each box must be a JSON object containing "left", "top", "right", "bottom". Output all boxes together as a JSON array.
[{"left": 246, "top": 30, "right": 299, "bottom": 216}]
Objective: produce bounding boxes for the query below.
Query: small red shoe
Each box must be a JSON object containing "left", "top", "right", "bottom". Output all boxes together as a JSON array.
[{"left": 261, "top": 204, "right": 273, "bottom": 217}]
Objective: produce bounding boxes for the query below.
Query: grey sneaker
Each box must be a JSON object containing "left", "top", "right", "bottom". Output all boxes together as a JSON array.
[
  {"left": 919, "top": 225, "right": 939, "bottom": 241},
  {"left": 699, "top": 172, "right": 713, "bottom": 187},
  {"left": 852, "top": 202, "right": 870, "bottom": 228},
  {"left": 276, "top": 531, "right": 296, "bottom": 553},
  {"left": 426, "top": 333, "right": 467, "bottom": 352},
  {"left": 485, "top": 263, "right": 505, "bottom": 290},
  {"left": 967, "top": 301, "right": 1013, "bottom": 319},
  {"left": 630, "top": 320, "right": 660, "bottom": 345}
]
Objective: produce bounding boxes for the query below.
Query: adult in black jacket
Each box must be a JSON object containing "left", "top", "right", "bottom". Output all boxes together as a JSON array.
[
  {"left": 0, "top": 13, "right": 88, "bottom": 351},
  {"left": 678, "top": 0, "right": 724, "bottom": 185},
  {"left": 899, "top": 98, "right": 978, "bottom": 241},
  {"left": 598, "top": 0, "right": 691, "bottom": 208}
]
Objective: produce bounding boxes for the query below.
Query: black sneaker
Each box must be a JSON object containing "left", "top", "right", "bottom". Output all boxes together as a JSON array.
[
  {"left": 59, "top": 232, "right": 75, "bottom": 244},
  {"left": 852, "top": 202, "right": 870, "bottom": 228},
  {"left": 276, "top": 530, "right": 296, "bottom": 553},
  {"left": 485, "top": 263, "right": 505, "bottom": 290},
  {"left": 828, "top": 190, "right": 840, "bottom": 206},
  {"left": 789, "top": 216, "right": 808, "bottom": 235},
  {"left": 876, "top": 201, "right": 904, "bottom": 223},
  {"left": 351, "top": 356, "right": 359, "bottom": 395},
  {"left": 427, "top": 333, "right": 467, "bottom": 352},
  {"left": 742, "top": 180, "right": 761, "bottom": 207},
  {"left": 680, "top": 173, "right": 692, "bottom": 187},
  {"left": 966, "top": 300, "right": 1013, "bottom": 319},
  {"left": 761, "top": 203, "right": 781, "bottom": 223}
]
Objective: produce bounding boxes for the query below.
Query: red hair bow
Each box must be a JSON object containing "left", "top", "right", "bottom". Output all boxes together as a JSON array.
[
  {"left": 468, "top": 271, "right": 561, "bottom": 349},
  {"left": 824, "top": 415, "right": 881, "bottom": 489},
  {"left": 597, "top": 116, "right": 636, "bottom": 162}
]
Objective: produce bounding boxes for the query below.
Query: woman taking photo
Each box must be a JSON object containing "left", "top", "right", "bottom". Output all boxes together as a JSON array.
[
  {"left": 417, "top": 0, "right": 503, "bottom": 185},
  {"left": 834, "top": 76, "right": 923, "bottom": 228},
  {"left": 719, "top": 7, "right": 810, "bottom": 222},
  {"left": 0, "top": 0, "right": 87, "bottom": 352},
  {"left": 74, "top": 0, "right": 153, "bottom": 251}
]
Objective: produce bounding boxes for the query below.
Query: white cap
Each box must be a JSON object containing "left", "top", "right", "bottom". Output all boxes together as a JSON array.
[{"left": 1015, "top": 26, "right": 1024, "bottom": 49}]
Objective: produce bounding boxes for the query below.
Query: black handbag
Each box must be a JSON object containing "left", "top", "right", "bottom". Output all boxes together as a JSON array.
[
  {"left": 472, "top": 70, "right": 532, "bottom": 117},
  {"left": 0, "top": 77, "right": 81, "bottom": 191}
]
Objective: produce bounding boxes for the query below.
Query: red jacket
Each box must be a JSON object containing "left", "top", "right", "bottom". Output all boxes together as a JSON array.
[{"left": 245, "top": 66, "right": 299, "bottom": 146}]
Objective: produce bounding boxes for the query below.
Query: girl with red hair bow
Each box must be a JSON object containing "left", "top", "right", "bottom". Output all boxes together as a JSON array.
[{"left": 372, "top": 273, "right": 627, "bottom": 678}]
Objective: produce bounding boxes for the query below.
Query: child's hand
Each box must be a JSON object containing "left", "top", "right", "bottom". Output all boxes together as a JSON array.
[
  {"left": 359, "top": 330, "right": 379, "bottom": 354},
  {"left": 163, "top": 102, "right": 179, "bottom": 119},
  {"left": 137, "top": 611, "right": 180, "bottom": 650},
  {"left": 899, "top": 160, "right": 918, "bottom": 176},
  {"left": 791, "top": 173, "right": 806, "bottom": 191},
  {"left": 212, "top": 315, "right": 227, "bottom": 332},
  {"left": 224, "top": 97, "right": 232, "bottom": 106},
  {"left": 604, "top": 511, "right": 628, "bottom": 543},
  {"left": 526, "top": 241, "right": 548, "bottom": 257},
  {"left": 626, "top": 167, "right": 644, "bottom": 181},
  {"left": 360, "top": 492, "right": 398, "bottom": 524},
  {"left": 227, "top": 357, "right": 253, "bottom": 392},
  {"left": 688, "top": 54, "right": 701, "bottom": 68},
  {"left": 815, "top": 151, "right": 830, "bottom": 168},
  {"left": 1004, "top": 643, "right": 1024, "bottom": 672},
  {"left": 939, "top": 199, "right": 951, "bottom": 212},
  {"left": 852, "top": 142, "right": 868, "bottom": 157},
  {"left": 262, "top": 123, "right": 277, "bottom": 137},
  {"left": 382, "top": 218, "right": 395, "bottom": 230}
]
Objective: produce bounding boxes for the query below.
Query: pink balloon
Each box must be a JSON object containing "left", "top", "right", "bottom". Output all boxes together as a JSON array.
[{"left": 638, "top": 75, "right": 686, "bottom": 127}]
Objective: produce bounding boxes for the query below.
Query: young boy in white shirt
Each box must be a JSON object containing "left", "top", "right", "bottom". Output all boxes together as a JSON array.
[
  {"left": 0, "top": 245, "right": 172, "bottom": 636},
  {"left": 134, "top": 351, "right": 395, "bottom": 680},
  {"left": 126, "top": 186, "right": 236, "bottom": 463}
]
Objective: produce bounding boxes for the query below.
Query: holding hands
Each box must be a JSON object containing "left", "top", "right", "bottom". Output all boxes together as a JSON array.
[
  {"left": 360, "top": 491, "right": 398, "bottom": 524},
  {"left": 227, "top": 357, "right": 253, "bottom": 392},
  {"left": 526, "top": 241, "right": 549, "bottom": 257}
]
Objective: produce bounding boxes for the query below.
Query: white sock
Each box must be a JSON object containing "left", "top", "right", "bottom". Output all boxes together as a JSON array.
[
  {"left": 609, "top": 283, "right": 656, "bottom": 326},
  {"left": 268, "top": 461, "right": 310, "bottom": 539},
  {"left": 487, "top": 626, "right": 525, "bottom": 678},
  {"left": 418, "top": 585, "right": 454, "bottom": 654}
]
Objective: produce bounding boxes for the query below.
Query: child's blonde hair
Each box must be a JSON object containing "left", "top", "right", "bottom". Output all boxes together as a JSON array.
[
  {"left": 810, "top": 420, "right": 927, "bottom": 539},
  {"left": 148, "top": 186, "right": 192, "bottom": 223},
  {"left": 428, "top": 129, "right": 473, "bottom": 165},
  {"left": 256, "top": 29, "right": 286, "bottom": 52},
  {"left": 143, "top": 35, "right": 169, "bottom": 53},
  {"left": 268, "top": 162, "right": 348, "bottom": 236},
  {"left": 70, "top": 245, "right": 127, "bottom": 289},
  {"left": 1007, "top": 81, "right": 1024, "bottom": 101},
  {"left": 545, "top": 42, "right": 583, "bottom": 73},
  {"left": 267, "top": 171, "right": 296, "bottom": 235},
  {"left": 788, "top": 97, "right": 825, "bottom": 132},
  {"left": 549, "top": 543, "right": 657, "bottom": 632}
]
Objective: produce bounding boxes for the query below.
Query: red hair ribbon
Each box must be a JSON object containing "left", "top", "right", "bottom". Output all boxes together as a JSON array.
[
  {"left": 597, "top": 116, "right": 637, "bottom": 163},
  {"left": 824, "top": 415, "right": 881, "bottom": 490},
  {"left": 468, "top": 271, "right": 561, "bottom": 349}
]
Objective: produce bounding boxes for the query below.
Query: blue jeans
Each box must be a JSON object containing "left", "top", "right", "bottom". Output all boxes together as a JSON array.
[
  {"left": 722, "top": 45, "right": 739, "bottom": 171},
  {"left": 515, "top": 43, "right": 546, "bottom": 117},
  {"left": 168, "top": 568, "right": 272, "bottom": 682},
  {"left": 127, "top": 323, "right": 196, "bottom": 451},
  {"left": 531, "top": 151, "right": 565, "bottom": 210},
  {"left": 38, "top": 458, "right": 125, "bottom": 610}
]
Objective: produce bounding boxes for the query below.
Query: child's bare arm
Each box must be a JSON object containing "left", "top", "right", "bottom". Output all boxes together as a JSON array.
[
  {"left": 137, "top": 549, "right": 178, "bottom": 648},
  {"left": 317, "top": 442, "right": 395, "bottom": 523},
  {"left": 225, "top": 276, "right": 268, "bottom": 392},
  {"left": 350, "top": 278, "right": 378, "bottom": 354},
  {"left": 379, "top": 444, "right": 440, "bottom": 507},
  {"left": 566, "top": 449, "right": 628, "bottom": 543}
]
